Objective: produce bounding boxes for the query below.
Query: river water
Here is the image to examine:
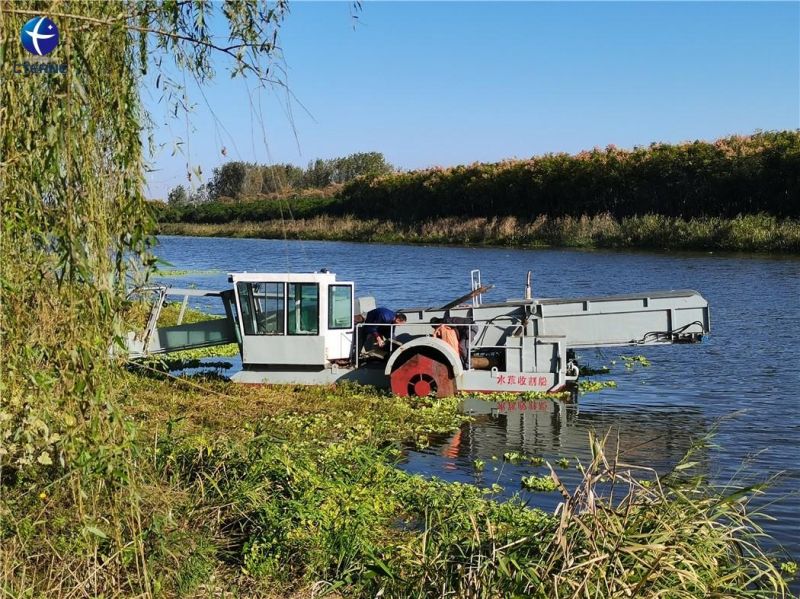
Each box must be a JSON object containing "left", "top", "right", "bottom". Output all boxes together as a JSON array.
[{"left": 151, "top": 235, "right": 800, "bottom": 567}]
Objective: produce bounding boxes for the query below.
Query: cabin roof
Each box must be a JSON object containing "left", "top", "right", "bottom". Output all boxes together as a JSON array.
[{"left": 228, "top": 272, "right": 347, "bottom": 284}]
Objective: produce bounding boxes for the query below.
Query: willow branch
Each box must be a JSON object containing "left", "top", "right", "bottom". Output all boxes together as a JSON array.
[{"left": 3, "top": 7, "right": 276, "bottom": 60}]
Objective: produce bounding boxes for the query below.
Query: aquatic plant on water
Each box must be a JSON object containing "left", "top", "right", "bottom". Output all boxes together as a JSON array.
[
  {"left": 503, "top": 451, "right": 526, "bottom": 464},
  {"left": 623, "top": 354, "right": 652, "bottom": 368},
  {"left": 578, "top": 379, "right": 618, "bottom": 393},
  {"left": 521, "top": 474, "right": 559, "bottom": 492}
]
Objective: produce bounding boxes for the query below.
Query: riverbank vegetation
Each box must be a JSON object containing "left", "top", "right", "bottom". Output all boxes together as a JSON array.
[
  {"left": 3, "top": 376, "right": 793, "bottom": 597},
  {"left": 339, "top": 131, "right": 799, "bottom": 221},
  {"left": 158, "top": 130, "right": 800, "bottom": 252},
  {"left": 160, "top": 212, "right": 800, "bottom": 252},
  {"left": 1, "top": 2, "right": 795, "bottom": 596}
]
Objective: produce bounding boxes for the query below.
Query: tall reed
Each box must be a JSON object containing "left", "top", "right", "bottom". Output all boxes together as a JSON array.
[{"left": 159, "top": 213, "right": 800, "bottom": 252}]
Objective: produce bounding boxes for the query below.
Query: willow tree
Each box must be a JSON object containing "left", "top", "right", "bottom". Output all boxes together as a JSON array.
[{"left": 0, "top": 1, "right": 286, "bottom": 593}]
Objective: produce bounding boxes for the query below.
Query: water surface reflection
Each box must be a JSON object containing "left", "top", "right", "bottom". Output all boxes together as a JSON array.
[{"left": 402, "top": 395, "right": 709, "bottom": 514}]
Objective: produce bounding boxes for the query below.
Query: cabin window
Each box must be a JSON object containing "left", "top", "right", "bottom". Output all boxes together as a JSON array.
[
  {"left": 287, "top": 283, "right": 319, "bottom": 335},
  {"left": 237, "top": 282, "right": 285, "bottom": 335},
  {"left": 328, "top": 285, "right": 353, "bottom": 329}
]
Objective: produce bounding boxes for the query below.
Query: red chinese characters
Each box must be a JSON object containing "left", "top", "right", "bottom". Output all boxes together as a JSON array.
[
  {"left": 497, "top": 400, "right": 550, "bottom": 413},
  {"left": 494, "top": 373, "right": 549, "bottom": 388}
]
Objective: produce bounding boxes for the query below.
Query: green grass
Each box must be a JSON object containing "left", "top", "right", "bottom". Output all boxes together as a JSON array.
[{"left": 4, "top": 376, "right": 794, "bottom": 597}]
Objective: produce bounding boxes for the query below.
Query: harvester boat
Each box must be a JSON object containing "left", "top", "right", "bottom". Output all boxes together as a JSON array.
[{"left": 125, "top": 270, "right": 710, "bottom": 397}]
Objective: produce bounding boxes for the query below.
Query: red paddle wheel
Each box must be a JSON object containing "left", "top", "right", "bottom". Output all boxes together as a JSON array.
[{"left": 390, "top": 353, "right": 455, "bottom": 397}]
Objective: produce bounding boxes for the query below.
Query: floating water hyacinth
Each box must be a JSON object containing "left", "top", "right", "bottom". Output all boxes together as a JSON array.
[
  {"left": 578, "top": 379, "right": 617, "bottom": 393},
  {"left": 622, "top": 354, "right": 651, "bottom": 368},
  {"left": 503, "top": 451, "right": 525, "bottom": 464},
  {"left": 156, "top": 269, "right": 221, "bottom": 277},
  {"left": 521, "top": 473, "right": 558, "bottom": 492}
]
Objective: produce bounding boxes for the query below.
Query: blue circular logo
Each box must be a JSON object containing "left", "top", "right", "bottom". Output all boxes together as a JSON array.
[{"left": 20, "top": 16, "right": 59, "bottom": 56}]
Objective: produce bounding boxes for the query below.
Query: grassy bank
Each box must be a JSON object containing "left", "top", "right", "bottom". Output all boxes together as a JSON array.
[
  {"left": 158, "top": 213, "right": 800, "bottom": 253},
  {"left": 2, "top": 372, "right": 793, "bottom": 597}
]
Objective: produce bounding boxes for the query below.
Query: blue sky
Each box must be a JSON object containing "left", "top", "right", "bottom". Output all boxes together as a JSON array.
[{"left": 144, "top": 1, "right": 800, "bottom": 199}]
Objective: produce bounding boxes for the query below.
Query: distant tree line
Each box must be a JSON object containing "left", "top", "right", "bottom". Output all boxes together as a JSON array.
[
  {"left": 157, "top": 195, "right": 340, "bottom": 224},
  {"left": 160, "top": 131, "right": 800, "bottom": 223},
  {"left": 166, "top": 151, "right": 393, "bottom": 205}
]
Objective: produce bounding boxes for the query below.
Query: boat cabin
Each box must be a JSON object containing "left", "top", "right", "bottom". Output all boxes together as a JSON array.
[{"left": 230, "top": 272, "right": 356, "bottom": 365}]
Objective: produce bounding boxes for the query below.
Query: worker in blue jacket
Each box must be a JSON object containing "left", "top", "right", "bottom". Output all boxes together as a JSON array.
[{"left": 355, "top": 307, "right": 407, "bottom": 354}]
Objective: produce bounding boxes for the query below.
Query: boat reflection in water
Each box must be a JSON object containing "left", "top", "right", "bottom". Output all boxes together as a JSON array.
[{"left": 402, "top": 396, "right": 710, "bottom": 513}]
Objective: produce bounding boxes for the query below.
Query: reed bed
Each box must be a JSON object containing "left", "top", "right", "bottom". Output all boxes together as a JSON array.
[
  {"left": 159, "top": 213, "right": 800, "bottom": 253},
  {"left": 340, "top": 131, "right": 800, "bottom": 221}
]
